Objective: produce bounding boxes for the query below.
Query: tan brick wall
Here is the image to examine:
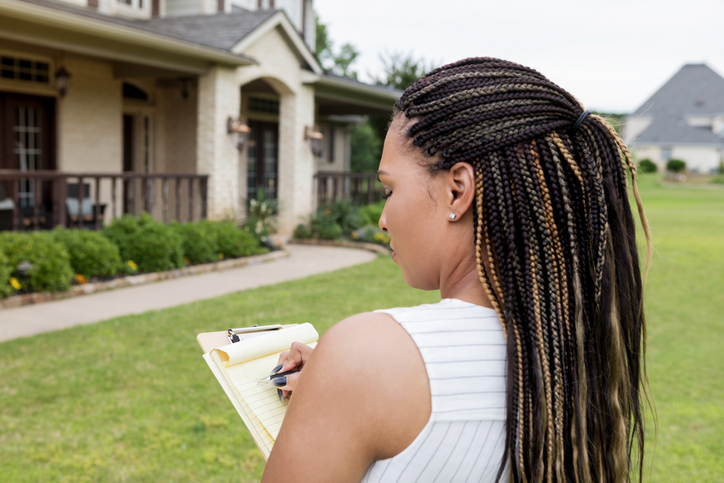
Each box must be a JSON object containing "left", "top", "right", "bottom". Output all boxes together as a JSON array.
[
  {"left": 197, "top": 65, "right": 241, "bottom": 221},
  {"left": 57, "top": 55, "right": 122, "bottom": 174}
]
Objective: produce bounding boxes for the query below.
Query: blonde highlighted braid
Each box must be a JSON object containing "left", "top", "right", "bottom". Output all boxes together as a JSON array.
[{"left": 394, "top": 57, "right": 652, "bottom": 483}]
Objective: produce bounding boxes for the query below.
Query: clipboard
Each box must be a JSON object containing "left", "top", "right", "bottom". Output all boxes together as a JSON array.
[{"left": 197, "top": 323, "right": 318, "bottom": 460}]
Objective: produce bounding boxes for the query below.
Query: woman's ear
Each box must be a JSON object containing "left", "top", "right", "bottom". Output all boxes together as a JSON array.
[{"left": 445, "top": 162, "right": 476, "bottom": 220}]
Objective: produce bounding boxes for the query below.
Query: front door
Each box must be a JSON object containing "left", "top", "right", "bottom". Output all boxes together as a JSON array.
[
  {"left": 0, "top": 93, "right": 55, "bottom": 211},
  {"left": 247, "top": 121, "right": 278, "bottom": 203}
]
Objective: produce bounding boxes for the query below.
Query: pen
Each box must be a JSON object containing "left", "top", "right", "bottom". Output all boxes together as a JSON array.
[{"left": 256, "top": 369, "right": 301, "bottom": 386}]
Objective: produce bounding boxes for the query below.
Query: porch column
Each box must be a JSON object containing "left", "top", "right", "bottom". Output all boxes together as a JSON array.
[
  {"left": 197, "top": 65, "right": 240, "bottom": 220},
  {"left": 277, "top": 85, "right": 315, "bottom": 236}
]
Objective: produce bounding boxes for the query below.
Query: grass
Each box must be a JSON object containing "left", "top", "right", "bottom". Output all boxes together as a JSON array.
[{"left": 0, "top": 172, "right": 722, "bottom": 481}]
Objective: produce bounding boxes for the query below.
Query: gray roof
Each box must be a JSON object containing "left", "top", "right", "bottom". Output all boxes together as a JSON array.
[
  {"left": 633, "top": 63, "right": 724, "bottom": 116},
  {"left": 18, "top": 0, "right": 272, "bottom": 56},
  {"left": 140, "top": 10, "right": 277, "bottom": 51},
  {"left": 635, "top": 115, "right": 724, "bottom": 146}
]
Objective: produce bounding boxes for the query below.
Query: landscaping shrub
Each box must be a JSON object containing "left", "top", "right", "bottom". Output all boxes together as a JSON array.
[
  {"left": 351, "top": 224, "right": 391, "bottom": 246},
  {"left": 206, "top": 221, "right": 265, "bottom": 258},
  {"left": 174, "top": 221, "right": 216, "bottom": 264},
  {"left": 359, "top": 199, "right": 385, "bottom": 226},
  {"left": 318, "top": 222, "right": 343, "bottom": 240},
  {"left": 245, "top": 189, "right": 279, "bottom": 241},
  {"left": 0, "top": 248, "right": 12, "bottom": 297},
  {"left": 104, "top": 213, "right": 183, "bottom": 273},
  {"left": 638, "top": 158, "right": 657, "bottom": 174},
  {"left": 293, "top": 223, "right": 313, "bottom": 239},
  {"left": 52, "top": 228, "right": 122, "bottom": 279},
  {"left": 327, "top": 199, "right": 364, "bottom": 234},
  {"left": 0, "top": 232, "right": 73, "bottom": 293},
  {"left": 667, "top": 159, "right": 686, "bottom": 173}
]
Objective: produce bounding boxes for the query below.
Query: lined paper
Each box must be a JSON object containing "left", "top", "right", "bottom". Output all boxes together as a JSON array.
[{"left": 202, "top": 324, "right": 318, "bottom": 459}]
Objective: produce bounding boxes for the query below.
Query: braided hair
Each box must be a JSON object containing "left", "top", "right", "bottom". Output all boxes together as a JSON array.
[{"left": 394, "top": 57, "right": 652, "bottom": 483}]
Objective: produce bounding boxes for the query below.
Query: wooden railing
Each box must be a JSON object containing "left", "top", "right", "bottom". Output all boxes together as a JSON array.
[
  {"left": 314, "top": 171, "right": 384, "bottom": 207},
  {"left": 0, "top": 170, "right": 208, "bottom": 231}
]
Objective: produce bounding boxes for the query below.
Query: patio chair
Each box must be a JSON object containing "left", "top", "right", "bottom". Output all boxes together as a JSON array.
[{"left": 66, "top": 183, "right": 106, "bottom": 229}]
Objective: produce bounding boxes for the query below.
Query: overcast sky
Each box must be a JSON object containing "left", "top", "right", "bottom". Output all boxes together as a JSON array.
[{"left": 314, "top": 0, "right": 723, "bottom": 113}]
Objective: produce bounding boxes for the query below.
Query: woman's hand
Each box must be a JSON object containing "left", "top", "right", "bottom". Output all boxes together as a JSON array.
[{"left": 275, "top": 341, "right": 314, "bottom": 399}]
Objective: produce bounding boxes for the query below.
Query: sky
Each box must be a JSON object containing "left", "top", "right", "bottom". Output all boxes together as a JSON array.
[{"left": 313, "top": 0, "right": 723, "bottom": 113}]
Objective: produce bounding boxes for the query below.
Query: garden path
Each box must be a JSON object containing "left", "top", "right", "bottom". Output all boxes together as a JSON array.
[{"left": 0, "top": 244, "right": 378, "bottom": 342}]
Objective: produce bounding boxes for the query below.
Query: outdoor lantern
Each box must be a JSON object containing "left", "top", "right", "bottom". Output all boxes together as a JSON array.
[
  {"left": 16, "top": 260, "right": 33, "bottom": 289},
  {"left": 304, "top": 125, "right": 324, "bottom": 157},
  {"left": 55, "top": 67, "right": 71, "bottom": 98},
  {"left": 227, "top": 116, "right": 251, "bottom": 151}
]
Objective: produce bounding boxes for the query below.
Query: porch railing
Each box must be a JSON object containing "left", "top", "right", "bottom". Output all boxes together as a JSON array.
[
  {"left": 314, "top": 171, "right": 384, "bottom": 208},
  {"left": 0, "top": 170, "right": 208, "bottom": 232}
]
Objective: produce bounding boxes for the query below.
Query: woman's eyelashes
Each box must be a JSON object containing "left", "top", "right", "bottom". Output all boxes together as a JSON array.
[{"left": 382, "top": 191, "right": 392, "bottom": 200}]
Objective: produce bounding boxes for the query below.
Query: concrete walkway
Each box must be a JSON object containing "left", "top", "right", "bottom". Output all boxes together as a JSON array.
[{"left": 0, "top": 244, "right": 378, "bottom": 342}]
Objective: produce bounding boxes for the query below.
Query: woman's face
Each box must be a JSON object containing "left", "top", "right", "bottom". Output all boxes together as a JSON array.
[{"left": 377, "top": 116, "right": 449, "bottom": 290}]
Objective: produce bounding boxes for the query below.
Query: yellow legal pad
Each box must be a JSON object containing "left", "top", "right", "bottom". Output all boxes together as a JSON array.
[{"left": 197, "top": 323, "right": 318, "bottom": 460}]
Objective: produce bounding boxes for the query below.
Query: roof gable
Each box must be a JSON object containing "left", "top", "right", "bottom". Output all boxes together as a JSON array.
[
  {"left": 230, "top": 10, "right": 322, "bottom": 74},
  {"left": 633, "top": 64, "right": 724, "bottom": 116},
  {"left": 140, "top": 9, "right": 276, "bottom": 53}
]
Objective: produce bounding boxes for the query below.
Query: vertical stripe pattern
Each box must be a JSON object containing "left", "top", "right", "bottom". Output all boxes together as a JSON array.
[{"left": 363, "top": 299, "right": 508, "bottom": 482}]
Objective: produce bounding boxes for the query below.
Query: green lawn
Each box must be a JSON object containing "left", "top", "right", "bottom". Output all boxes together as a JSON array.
[{"left": 0, "top": 174, "right": 722, "bottom": 481}]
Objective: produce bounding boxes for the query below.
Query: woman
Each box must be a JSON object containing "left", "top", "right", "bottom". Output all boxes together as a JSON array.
[{"left": 262, "top": 57, "right": 652, "bottom": 482}]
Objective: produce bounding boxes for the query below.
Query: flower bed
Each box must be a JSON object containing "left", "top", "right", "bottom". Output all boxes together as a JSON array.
[{"left": 0, "top": 214, "right": 267, "bottom": 299}]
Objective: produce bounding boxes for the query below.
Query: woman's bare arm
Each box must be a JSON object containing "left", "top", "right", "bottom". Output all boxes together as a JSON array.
[{"left": 262, "top": 312, "right": 431, "bottom": 482}]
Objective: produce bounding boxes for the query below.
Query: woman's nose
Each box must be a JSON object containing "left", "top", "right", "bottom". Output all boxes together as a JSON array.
[{"left": 378, "top": 207, "right": 388, "bottom": 233}]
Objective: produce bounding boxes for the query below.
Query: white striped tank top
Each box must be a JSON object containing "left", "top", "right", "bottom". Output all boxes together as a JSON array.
[{"left": 362, "top": 298, "right": 509, "bottom": 483}]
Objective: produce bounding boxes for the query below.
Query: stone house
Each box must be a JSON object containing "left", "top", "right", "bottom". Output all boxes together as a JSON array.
[
  {"left": 0, "top": 0, "right": 399, "bottom": 234},
  {"left": 623, "top": 63, "right": 724, "bottom": 173}
]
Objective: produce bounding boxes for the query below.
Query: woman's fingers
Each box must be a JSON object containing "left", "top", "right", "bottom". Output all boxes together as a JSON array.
[
  {"left": 280, "top": 341, "right": 314, "bottom": 372},
  {"left": 274, "top": 371, "right": 302, "bottom": 399}
]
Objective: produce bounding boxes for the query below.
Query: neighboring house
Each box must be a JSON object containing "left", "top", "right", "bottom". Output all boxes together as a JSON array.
[
  {"left": 623, "top": 63, "right": 724, "bottom": 173},
  {"left": 0, "top": 0, "right": 399, "bottom": 234}
]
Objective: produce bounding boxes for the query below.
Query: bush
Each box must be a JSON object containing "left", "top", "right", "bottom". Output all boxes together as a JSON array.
[
  {"left": 359, "top": 199, "right": 385, "bottom": 227},
  {"left": 0, "top": 248, "right": 12, "bottom": 297},
  {"left": 245, "top": 189, "right": 279, "bottom": 241},
  {"left": 638, "top": 158, "right": 657, "bottom": 174},
  {"left": 174, "top": 221, "right": 216, "bottom": 264},
  {"left": 351, "top": 224, "right": 390, "bottom": 246},
  {"left": 0, "top": 232, "right": 74, "bottom": 293},
  {"left": 318, "top": 222, "right": 343, "bottom": 240},
  {"left": 207, "top": 222, "right": 265, "bottom": 258},
  {"left": 327, "top": 199, "right": 364, "bottom": 234},
  {"left": 667, "top": 159, "right": 686, "bottom": 173},
  {"left": 104, "top": 213, "right": 183, "bottom": 273},
  {"left": 293, "top": 223, "right": 313, "bottom": 239},
  {"left": 51, "top": 228, "right": 122, "bottom": 279}
]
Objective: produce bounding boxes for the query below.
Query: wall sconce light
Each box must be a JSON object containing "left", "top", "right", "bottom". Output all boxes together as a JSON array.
[
  {"left": 304, "top": 125, "right": 324, "bottom": 157},
  {"left": 227, "top": 116, "right": 251, "bottom": 151},
  {"left": 55, "top": 68, "right": 71, "bottom": 98}
]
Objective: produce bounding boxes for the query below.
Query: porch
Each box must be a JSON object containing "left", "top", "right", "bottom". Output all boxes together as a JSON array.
[{"left": 0, "top": 169, "right": 208, "bottom": 231}]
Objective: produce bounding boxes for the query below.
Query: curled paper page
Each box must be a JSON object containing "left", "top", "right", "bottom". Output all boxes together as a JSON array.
[{"left": 216, "top": 323, "right": 318, "bottom": 366}]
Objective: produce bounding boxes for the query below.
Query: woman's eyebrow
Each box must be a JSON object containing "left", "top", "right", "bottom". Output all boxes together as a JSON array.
[{"left": 376, "top": 170, "right": 390, "bottom": 182}]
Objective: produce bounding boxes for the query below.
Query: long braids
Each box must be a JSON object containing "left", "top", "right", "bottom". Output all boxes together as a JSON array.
[{"left": 394, "top": 57, "right": 652, "bottom": 482}]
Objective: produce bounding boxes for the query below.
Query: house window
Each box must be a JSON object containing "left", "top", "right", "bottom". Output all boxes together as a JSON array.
[
  {"left": 118, "top": 0, "right": 144, "bottom": 8},
  {"left": 248, "top": 97, "right": 280, "bottom": 115},
  {"left": 1, "top": 56, "right": 50, "bottom": 84},
  {"left": 328, "top": 126, "right": 335, "bottom": 163},
  {"left": 123, "top": 82, "right": 149, "bottom": 101},
  {"left": 661, "top": 148, "right": 672, "bottom": 162}
]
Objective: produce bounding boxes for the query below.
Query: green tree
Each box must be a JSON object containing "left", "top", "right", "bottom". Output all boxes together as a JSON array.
[
  {"left": 314, "top": 15, "right": 359, "bottom": 79},
  {"left": 351, "top": 118, "right": 382, "bottom": 173},
  {"left": 372, "top": 51, "right": 434, "bottom": 91}
]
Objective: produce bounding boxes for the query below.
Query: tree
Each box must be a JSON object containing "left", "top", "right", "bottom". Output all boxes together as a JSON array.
[
  {"left": 314, "top": 16, "right": 359, "bottom": 79},
  {"left": 371, "top": 51, "right": 435, "bottom": 91},
  {"left": 350, "top": 120, "right": 382, "bottom": 173}
]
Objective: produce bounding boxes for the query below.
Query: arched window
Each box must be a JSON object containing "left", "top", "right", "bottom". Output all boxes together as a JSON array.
[{"left": 123, "top": 82, "right": 149, "bottom": 101}]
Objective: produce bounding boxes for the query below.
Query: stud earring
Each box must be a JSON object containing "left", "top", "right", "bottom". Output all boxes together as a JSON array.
[{"left": 449, "top": 213, "right": 457, "bottom": 220}]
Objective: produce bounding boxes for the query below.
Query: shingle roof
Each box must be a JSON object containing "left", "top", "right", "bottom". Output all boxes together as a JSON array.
[
  {"left": 633, "top": 64, "right": 724, "bottom": 116},
  {"left": 17, "top": 0, "right": 272, "bottom": 55},
  {"left": 635, "top": 115, "right": 724, "bottom": 146},
  {"left": 140, "top": 9, "right": 277, "bottom": 51}
]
